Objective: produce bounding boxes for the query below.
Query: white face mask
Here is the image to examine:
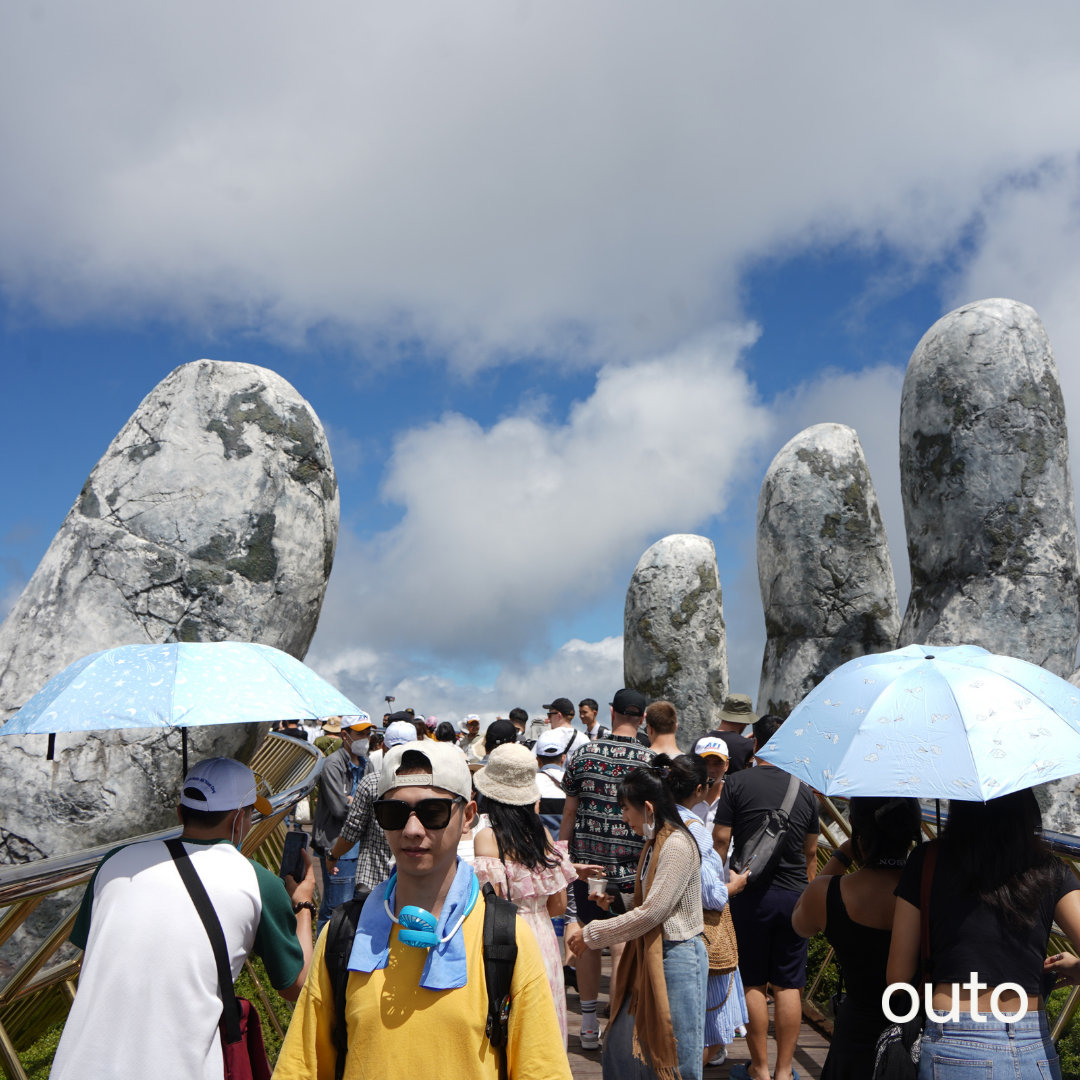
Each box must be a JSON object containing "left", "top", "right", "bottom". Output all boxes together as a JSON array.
[
  {"left": 642, "top": 810, "right": 657, "bottom": 840},
  {"left": 352, "top": 738, "right": 370, "bottom": 757}
]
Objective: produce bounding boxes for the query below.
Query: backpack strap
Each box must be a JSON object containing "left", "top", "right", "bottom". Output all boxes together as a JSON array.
[
  {"left": 779, "top": 772, "right": 801, "bottom": 816},
  {"left": 482, "top": 882, "right": 518, "bottom": 1080},
  {"left": 165, "top": 838, "right": 242, "bottom": 1044},
  {"left": 325, "top": 892, "right": 369, "bottom": 1080}
]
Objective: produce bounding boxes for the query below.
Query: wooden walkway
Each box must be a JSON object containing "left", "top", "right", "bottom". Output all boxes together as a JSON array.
[{"left": 565, "top": 957, "right": 830, "bottom": 1079}]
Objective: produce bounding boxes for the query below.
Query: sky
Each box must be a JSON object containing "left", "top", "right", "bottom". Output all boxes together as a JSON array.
[{"left": 4, "top": 1, "right": 1080, "bottom": 724}]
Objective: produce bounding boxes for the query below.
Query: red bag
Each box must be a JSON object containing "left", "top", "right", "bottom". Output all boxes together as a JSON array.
[{"left": 220, "top": 998, "right": 272, "bottom": 1080}]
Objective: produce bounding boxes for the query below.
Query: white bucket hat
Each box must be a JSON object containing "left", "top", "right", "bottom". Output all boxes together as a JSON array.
[{"left": 473, "top": 743, "right": 540, "bottom": 806}]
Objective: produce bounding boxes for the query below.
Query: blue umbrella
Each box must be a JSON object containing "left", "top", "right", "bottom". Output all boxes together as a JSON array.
[
  {"left": 756, "top": 643, "right": 1080, "bottom": 801},
  {"left": 1, "top": 641, "right": 363, "bottom": 770}
]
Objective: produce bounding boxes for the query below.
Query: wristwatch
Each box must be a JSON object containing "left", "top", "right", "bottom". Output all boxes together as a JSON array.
[
  {"left": 293, "top": 900, "right": 317, "bottom": 917},
  {"left": 325, "top": 853, "right": 338, "bottom": 863}
]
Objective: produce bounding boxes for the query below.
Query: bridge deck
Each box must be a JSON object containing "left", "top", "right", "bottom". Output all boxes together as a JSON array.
[{"left": 565, "top": 956, "right": 831, "bottom": 1079}]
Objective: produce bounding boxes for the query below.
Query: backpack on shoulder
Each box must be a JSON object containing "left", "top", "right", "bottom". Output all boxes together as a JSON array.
[
  {"left": 730, "top": 772, "right": 802, "bottom": 889},
  {"left": 325, "top": 882, "right": 518, "bottom": 1080}
]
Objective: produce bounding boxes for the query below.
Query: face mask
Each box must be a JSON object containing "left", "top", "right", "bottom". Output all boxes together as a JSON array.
[
  {"left": 642, "top": 811, "right": 657, "bottom": 841},
  {"left": 352, "top": 738, "right": 370, "bottom": 756}
]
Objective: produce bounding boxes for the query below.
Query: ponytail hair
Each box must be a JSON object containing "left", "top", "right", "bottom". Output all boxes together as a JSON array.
[
  {"left": 848, "top": 797, "right": 921, "bottom": 868},
  {"left": 618, "top": 754, "right": 696, "bottom": 843}
]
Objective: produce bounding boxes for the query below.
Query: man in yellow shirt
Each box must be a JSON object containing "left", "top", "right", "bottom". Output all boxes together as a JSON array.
[{"left": 275, "top": 741, "right": 571, "bottom": 1080}]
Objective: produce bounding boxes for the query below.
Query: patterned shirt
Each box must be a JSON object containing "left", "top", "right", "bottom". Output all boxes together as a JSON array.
[
  {"left": 338, "top": 772, "right": 394, "bottom": 892},
  {"left": 561, "top": 734, "right": 655, "bottom": 893}
]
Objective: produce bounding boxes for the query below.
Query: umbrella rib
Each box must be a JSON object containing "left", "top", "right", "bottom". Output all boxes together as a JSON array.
[{"left": 937, "top": 667, "right": 985, "bottom": 802}]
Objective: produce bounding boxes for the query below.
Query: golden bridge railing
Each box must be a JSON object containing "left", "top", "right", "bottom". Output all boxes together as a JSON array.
[
  {"left": 0, "top": 732, "right": 323, "bottom": 1080},
  {"left": 804, "top": 796, "right": 1080, "bottom": 1046}
]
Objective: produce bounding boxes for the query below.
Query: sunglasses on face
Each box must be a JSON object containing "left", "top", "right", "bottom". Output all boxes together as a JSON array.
[{"left": 373, "top": 796, "right": 464, "bottom": 831}]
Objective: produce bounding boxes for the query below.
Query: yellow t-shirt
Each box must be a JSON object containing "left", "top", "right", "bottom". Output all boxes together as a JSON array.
[{"left": 274, "top": 901, "right": 572, "bottom": 1080}]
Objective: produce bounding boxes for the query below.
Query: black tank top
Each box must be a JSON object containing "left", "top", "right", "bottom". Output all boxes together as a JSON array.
[{"left": 825, "top": 874, "right": 893, "bottom": 1017}]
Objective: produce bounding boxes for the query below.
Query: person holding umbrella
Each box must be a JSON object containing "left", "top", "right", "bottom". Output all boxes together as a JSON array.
[{"left": 887, "top": 790, "right": 1080, "bottom": 1079}]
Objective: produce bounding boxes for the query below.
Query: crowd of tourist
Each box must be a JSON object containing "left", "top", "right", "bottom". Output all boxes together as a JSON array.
[{"left": 50, "top": 691, "right": 1080, "bottom": 1080}]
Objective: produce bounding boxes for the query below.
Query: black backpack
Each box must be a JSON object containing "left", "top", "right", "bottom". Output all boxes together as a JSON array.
[
  {"left": 730, "top": 772, "right": 802, "bottom": 889},
  {"left": 324, "top": 882, "right": 519, "bottom": 1080}
]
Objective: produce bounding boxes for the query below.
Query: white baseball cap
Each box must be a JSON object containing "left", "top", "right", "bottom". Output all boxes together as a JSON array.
[
  {"left": 384, "top": 720, "right": 419, "bottom": 748},
  {"left": 695, "top": 737, "right": 730, "bottom": 761},
  {"left": 534, "top": 729, "right": 574, "bottom": 757},
  {"left": 378, "top": 741, "right": 473, "bottom": 800},
  {"left": 180, "top": 758, "right": 272, "bottom": 815}
]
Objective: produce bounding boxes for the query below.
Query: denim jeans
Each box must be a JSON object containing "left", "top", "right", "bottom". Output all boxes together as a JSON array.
[
  {"left": 602, "top": 936, "right": 708, "bottom": 1080},
  {"left": 919, "top": 1011, "right": 1061, "bottom": 1079},
  {"left": 317, "top": 855, "right": 358, "bottom": 932}
]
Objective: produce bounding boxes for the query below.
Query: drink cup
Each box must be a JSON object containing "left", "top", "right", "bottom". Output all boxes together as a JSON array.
[{"left": 588, "top": 875, "right": 607, "bottom": 899}]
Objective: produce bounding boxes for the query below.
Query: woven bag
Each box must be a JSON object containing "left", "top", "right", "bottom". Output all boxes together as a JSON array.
[{"left": 702, "top": 905, "right": 738, "bottom": 975}]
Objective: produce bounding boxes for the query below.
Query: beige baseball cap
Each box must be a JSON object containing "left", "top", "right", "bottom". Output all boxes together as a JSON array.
[{"left": 377, "top": 741, "right": 473, "bottom": 801}]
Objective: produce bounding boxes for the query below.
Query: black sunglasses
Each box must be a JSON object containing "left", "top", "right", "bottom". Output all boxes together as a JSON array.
[{"left": 373, "top": 796, "right": 464, "bottom": 831}]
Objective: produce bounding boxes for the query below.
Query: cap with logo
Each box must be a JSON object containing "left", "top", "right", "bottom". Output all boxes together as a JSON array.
[
  {"left": 384, "top": 720, "right": 419, "bottom": 748},
  {"left": 180, "top": 758, "right": 272, "bottom": 815},
  {"left": 378, "top": 741, "right": 473, "bottom": 800},
  {"left": 610, "top": 688, "right": 647, "bottom": 717},
  {"left": 695, "top": 736, "right": 730, "bottom": 760},
  {"left": 542, "top": 697, "right": 575, "bottom": 717},
  {"left": 534, "top": 728, "right": 575, "bottom": 757},
  {"left": 343, "top": 711, "right": 373, "bottom": 732},
  {"left": 717, "top": 693, "right": 759, "bottom": 727}
]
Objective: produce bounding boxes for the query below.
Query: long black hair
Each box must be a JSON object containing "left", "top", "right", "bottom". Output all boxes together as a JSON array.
[
  {"left": 486, "top": 799, "right": 561, "bottom": 872},
  {"left": 435, "top": 722, "right": 457, "bottom": 743},
  {"left": 941, "top": 789, "right": 1063, "bottom": 930},
  {"left": 847, "top": 797, "right": 921, "bottom": 868},
  {"left": 618, "top": 754, "right": 696, "bottom": 843}
]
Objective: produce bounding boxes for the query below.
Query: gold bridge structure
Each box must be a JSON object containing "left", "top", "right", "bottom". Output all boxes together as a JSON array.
[
  {"left": 0, "top": 732, "right": 323, "bottom": 1080},
  {"left": 804, "top": 795, "right": 1080, "bottom": 1044}
]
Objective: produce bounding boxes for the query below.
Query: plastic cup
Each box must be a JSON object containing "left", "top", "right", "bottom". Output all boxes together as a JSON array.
[{"left": 588, "top": 875, "right": 607, "bottom": 898}]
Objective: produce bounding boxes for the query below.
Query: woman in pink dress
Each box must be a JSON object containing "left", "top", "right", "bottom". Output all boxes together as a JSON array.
[{"left": 472, "top": 743, "right": 578, "bottom": 1045}]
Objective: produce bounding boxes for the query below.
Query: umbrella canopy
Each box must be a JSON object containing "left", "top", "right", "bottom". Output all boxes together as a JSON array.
[
  {"left": 1, "top": 642, "right": 363, "bottom": 735},
  {"left": 756, "top": 643, "right": 1080, "bottom": 801}
]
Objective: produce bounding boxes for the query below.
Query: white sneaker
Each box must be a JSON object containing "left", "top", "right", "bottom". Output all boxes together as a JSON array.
[
  {"left": 579, "top": 1028, "right": 601, "bottom": 1050},
  {"left": 706, "top": 1047, "right": 727, "bottom": 1067}
]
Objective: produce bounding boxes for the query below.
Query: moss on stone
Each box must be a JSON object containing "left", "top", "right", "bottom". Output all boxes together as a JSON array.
[{"left": 226, "top": 513, "right": 278, "bottom": 583}]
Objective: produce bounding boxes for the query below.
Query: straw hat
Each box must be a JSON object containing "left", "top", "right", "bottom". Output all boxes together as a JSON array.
[
  {"left": 322, "top": 717, "right": 343, "bottom": 734},
  {"left": 473, "top": 743, "right": 540, "bottom": 806}
]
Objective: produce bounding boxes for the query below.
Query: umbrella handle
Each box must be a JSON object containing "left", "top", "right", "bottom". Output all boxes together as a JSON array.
[
  {"left": 182, "top": 727, "right": 188, "bottom": 778},
  {"left": 47, "top": 734, "right": 55, "bottom": 761}
]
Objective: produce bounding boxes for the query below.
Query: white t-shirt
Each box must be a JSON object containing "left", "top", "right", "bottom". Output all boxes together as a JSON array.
[
  {"left": 53, "top": 838, "right": 303, "bottom": 1080},
  {"left": 536, "top": 767, "right": 566, "bottom": 798}
]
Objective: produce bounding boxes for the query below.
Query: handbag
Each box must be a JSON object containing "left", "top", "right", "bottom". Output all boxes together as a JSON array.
[
  {"left": 872, "top": 840, "right": 938, "bottom": 1080},
  {"left": 166, "top": 839, "right": 274, "bottom": 1080},
  {"left": 702, "top": 904, "right": 738, "bottom": 975}
]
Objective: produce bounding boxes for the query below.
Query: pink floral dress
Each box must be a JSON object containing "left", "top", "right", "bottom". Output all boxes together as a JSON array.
[{"left": 473, "top": 841, "right": 577, "bottom": 1045}]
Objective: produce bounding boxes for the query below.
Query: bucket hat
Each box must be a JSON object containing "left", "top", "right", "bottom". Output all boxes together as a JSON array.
[
  {"left": 473, "top": 743, "right": 540, "bottom": 806},
  {"left": 717, "top": 693, "right": 759, "bottom": 726}
]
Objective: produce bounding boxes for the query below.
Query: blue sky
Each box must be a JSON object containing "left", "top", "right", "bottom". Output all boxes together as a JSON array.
[{"left": 4, "top": 1, "right": 1080, "bottom": 722}]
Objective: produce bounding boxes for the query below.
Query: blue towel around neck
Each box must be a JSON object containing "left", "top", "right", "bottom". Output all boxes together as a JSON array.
[{"left": 347, "top": 858, "right": 478, "bottom": 990}]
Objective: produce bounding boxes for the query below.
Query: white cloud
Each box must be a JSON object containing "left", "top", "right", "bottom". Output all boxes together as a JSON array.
[
  {"left": 310, "top": 330, "right": 769, "bottom": 661},
  {"left": 5, "top": 2, "right": 1080, "bottom": 363},
  {"left": 309, "top": 636, "right": 624, "bottom": 726}
]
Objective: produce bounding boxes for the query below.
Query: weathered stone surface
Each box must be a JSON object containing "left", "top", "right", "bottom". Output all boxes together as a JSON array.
[
  {"left": 897, "top": 299, "right": 1080, "bottom": 677},
  {"left": 623, "top": 534, "right": 728, "bottom": 749},
  {"left": 0, "top": 359, "right": 339, "bottom": 860},
  {"left": 757, "top": 423, "right": 900, "bottom": 718}
]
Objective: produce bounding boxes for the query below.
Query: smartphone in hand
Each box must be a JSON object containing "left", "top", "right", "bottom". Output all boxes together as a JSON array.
[{"left": 279, "top": 830, "right": 308, "bottom": 882}]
